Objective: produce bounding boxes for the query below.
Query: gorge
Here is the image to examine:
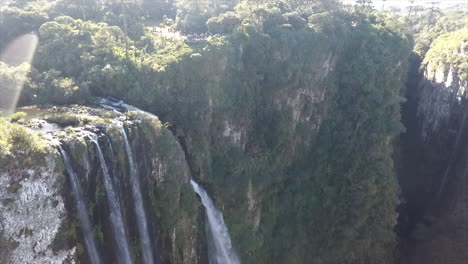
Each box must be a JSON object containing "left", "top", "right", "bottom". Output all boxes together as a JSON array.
[{"left": 0, "top": 1, "right": 467, "bottom": 264}]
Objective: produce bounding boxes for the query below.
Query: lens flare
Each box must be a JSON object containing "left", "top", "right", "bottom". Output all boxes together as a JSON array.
[{"left": 0, "top": 33, "right": 38, "bottom": 116}]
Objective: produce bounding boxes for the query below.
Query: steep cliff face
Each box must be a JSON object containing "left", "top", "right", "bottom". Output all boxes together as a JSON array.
[
  {"left": 98, "top": 13, "right": 411, "bottom": 263},
  {"left": 97, "top": 24, "right": 344, "bottom": 261},
  {"left": 1, "top": 8, "right": 413, "bottom": 263},
  {"left": 0, "top": 106, "right": 206, "bottom": 264},
  {"left": 0, "top": 154, "right": 74, "bottom": 263},
  {"left": 147, "top": 32, "right": 341, "bottom": 263},
  {"left": 400, "top": 30, "right": 468, "bottom": 263},
  {"left": 418, "top": 64, "right": 467, "bottom": 140}
]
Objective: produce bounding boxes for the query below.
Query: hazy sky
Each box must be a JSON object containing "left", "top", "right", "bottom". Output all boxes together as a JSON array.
[{"left": 343, "top": 0, "right": 468, "bottom": 10}]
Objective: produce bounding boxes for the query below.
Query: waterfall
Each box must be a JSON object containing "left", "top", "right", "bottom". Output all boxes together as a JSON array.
[
  {"left": 89, "top": 136, "right": 133, "bottom": 264},
  {"left": 100, "top": 97, "right": 238, "bottom": 263},
  {"left": 190, "top": 179, "right": 240, "bottom": 264},
  {"left": 121, "top": 128, "right": 155, "bottom": 264},
  {"left": 58, "top": 146, "right": 101, "bottom": 264}
]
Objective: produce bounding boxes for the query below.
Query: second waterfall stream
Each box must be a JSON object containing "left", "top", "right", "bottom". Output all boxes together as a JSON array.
[
  {"left": 90, "top": 135, "right": 133, "bottom": 264},
  {"left": 59, "top": 146, "right": 102, "bottom": 264},
  {"left": 121, "top": 128, "right": 155, "bottom": 264},
  {"left": 190, "top": 180, "right": 240, "bottom": 264},
  {"left": 100, "top": 98, "right": 240, "bottom": 263}
]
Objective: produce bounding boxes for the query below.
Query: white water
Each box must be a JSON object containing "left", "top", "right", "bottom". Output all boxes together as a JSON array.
[
  {"left": 190, "top": 179, "right": 240, "bottom": 264},
  {"left": 99, "top": 97, "right": 149, "bottom": 114},
  {"left": 90, "top": 136, "right": 133, "bottom": 264},
  {"left": 121, "top": 128, "right": 155, "bottom": 264},
  {"left": 58, "top": 146, "right": 101, "bottom": 264}
]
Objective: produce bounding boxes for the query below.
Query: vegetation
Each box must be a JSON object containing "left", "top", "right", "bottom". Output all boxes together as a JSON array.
[
  {"left": 0, "top": 62, "right": 32, "bottom": 115},
  {"left": 45, "top": 112, "right": 83, "bottom": 126},
  {"left": 1, "top": 0, "right": 465, "bottom": 263},
  {"left": 10, "top": 111, "right": 28, "bottom": 123},
  {"left": 0, "top": 117, "right": 50, "bottom": 168},
  {"left": 409, "top": 10, "right": 468, "bottom": 56},
  {"left": 423, "top": 27, "right": 468, "bottom": 81}
]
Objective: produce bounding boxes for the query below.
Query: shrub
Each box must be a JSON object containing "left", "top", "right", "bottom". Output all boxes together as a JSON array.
[
  {"left": 423, "top": 27, "right": 468, "bottom": 82},
  {"left": 45, "top": 113, "right": 81, "bottom": 127},
  {"left": 10, "top": 112, "right": 27, "bottom": 123},
  {"left": 283, "top": 12, "right": 307, "bottom": 29},
  {"left": 0, "top": 118, "right": 50, "bottom": 164},
  {"left": 206, "top": 12, "right": 241, "bottom": 34}
]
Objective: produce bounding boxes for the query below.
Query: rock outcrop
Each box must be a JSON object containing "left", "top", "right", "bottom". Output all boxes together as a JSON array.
[
  {"left": 401, "top": 36, "right": 468, "bottom": 264},
  {"left": 0, "top": 155, "right": 74, "bottom": 264},
  {"left": 0, "top": 105, "right": 206, "bottom": 264}
]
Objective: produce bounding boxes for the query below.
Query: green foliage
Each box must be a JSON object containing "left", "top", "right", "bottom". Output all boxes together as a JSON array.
[
  {"left": 250, "top": 14, "right": 410, "bottom": 264},
  {"left": 45, "top": 112, "right": 82, "bottom": 127},
  {"left": 179, "top": 183, "right": 198, "bottom": 217},
  {"left": 50, "top": 0, "right": 105, "bottom": 21},
  {"left": 0, "top": 6, "right": 48, "bottom": 50},
  {"left": 23, "top": 69, "right": 92, "bottom": 105},
  {"left": 307, "top": 18, "right": 408, "bottom": 263},
  {"left": 282, "top": 12, "right": 307, "bottom": 29},
  {"left": 10, "top": 112, "right": 28, "bottom": 123},
  {"left": 175, "top": 9, "right": 210, "bottom": 33},
  {"left": 206, "top": 12, "right": 241, "bottom": 34},
  {"left": 36, "top": 17, "right": 101, "bottom": 77},
  {"left": 0, "top": 118, "right": 50, "bottom": 168},
  {"left": 287, "top": 0, "right": 342, "bottom": 14},
  {"left": 143, "top": 0, "right": 176, "bottom": 19},
  {"left": 0, "top": 62, "right": 32, "bottom": 116},
  {"left": 22, "top": 15, "right": 194, "bottom": 105},
  {"left": 45, "top": 109, "right": 103, "bottom": 127},
  {"left": 175, "top": 0, "right": 238, "bottom": 33},
  {"left": 423, "top": 27, "right": 468, "bottom": 81},
  {"left": 409, "top": 10, "right": 468, "bottom": 56},
  {"left": 0, "top": 2, "right": 414, "bottom": 263}
]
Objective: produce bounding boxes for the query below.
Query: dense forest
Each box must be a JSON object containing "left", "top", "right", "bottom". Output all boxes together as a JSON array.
[{"left": 0, "top": 0, "right": 467, "bottom": 264}]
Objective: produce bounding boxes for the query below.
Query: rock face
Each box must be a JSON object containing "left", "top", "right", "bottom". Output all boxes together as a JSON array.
[
  {"left": 0, "top": 155, "right": 74, "bottom": 264},
  {"left": 1, "top": 16, "right": 411, "bottom": 264},
  {"left": 417, "top": 63, "right": 467, "bottom": 141},
  {"left": 401, "top": 40, "right": 468, "bottom": 264},
  {"left": 172, "top": 43, "right": 339, "bottom": 262},
  {"left": 0, "top": 106, "right": 206, "bottom": 264},
  {"left": 112, "top": 20, "right": 410, "bottom": 264}
]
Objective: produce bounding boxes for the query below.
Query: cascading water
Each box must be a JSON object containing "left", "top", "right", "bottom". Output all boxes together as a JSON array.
[
  {"left": 190, "top": 179, "right": 240, "bottom": 264},
  {"left": 121, "top": 128, "right": 155, "bottom": 264},
  {"left": 89, "top": 135, "right": 133, "bottom": 264},
  {"left": 58, "top": 146, "right": 101, "bottom": 264},
  {"left": 100, "top": 97, "right": 238, "bottom": 263}
]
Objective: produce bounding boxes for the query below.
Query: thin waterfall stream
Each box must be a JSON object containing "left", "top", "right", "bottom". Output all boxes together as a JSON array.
[
  {"left": 121, "top": 128, "right": 155, "bottom": 264},
  {"left": 58, "top": 146, "right": 102, "bottom": 264},
  {"left": 190, "top": 179, "right": 240, "bottom": 264},
  {"left": 100, "top": 97, "right": 240, "bottom": 264},
  {"left": 89, "top": 135, "right": 133, "bottom": 264}
]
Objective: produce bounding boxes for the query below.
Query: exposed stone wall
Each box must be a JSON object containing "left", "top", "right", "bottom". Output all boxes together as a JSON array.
[
  {"left": 0, "top": 106, "right": 206, "bottom": 264},
  {"left": 417, "top": 62, "right": 467, "bottom": 140},
  {"left": 0, "top": 155, "right": 76, "bottom": 264},
  {"left": 402, "top": 41, "right": 468, "bottom": 264}
]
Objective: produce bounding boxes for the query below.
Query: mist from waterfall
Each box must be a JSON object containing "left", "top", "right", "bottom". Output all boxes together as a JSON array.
[
  {"left": 190, "top": 179, "right": 240, "bottom": 264},
  {"left": 58, "top": 146, "right": 102, "bottom": 264},
  {"left": 89, "top": 136, "right": 133, "bottom": 264},
  {"left": 121, "top": 128, "right": 155, "bottom": 264}
]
